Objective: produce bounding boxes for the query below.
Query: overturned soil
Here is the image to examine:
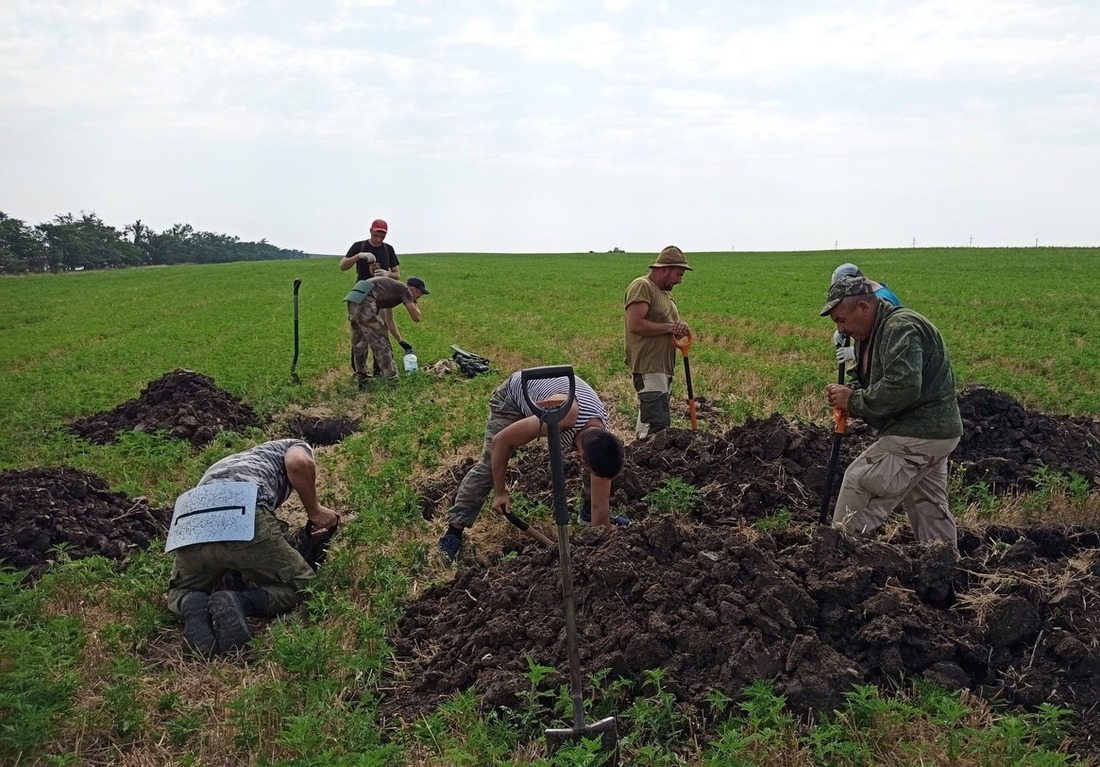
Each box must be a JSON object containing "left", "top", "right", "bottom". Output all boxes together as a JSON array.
[
  {"left": 400, "top": 384, "right": 1100, "bottom": 755},
  {"left": 6, "top": 376, "right": 1100, "bottom": 754},
  {"left": 67, "top": 369, "right": 263, "bottom": 448},
  {"left": 0, "top": 467, "right": 171, "bottom": 578}
]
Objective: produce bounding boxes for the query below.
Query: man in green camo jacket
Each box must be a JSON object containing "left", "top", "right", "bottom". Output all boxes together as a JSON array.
[{"left": 820, "top": 276, "right": 963, "bottom": 545}]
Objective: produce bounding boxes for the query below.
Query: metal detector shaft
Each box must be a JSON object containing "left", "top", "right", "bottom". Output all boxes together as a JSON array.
[
  {"left": 818, "top": 348, "right": 848, "bottom": 524},
  {"left": 291, "top": 278, "right": 302, "bottom": 385}
]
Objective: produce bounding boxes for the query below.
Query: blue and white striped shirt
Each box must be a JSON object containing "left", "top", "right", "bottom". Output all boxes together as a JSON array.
[{"left": 503, "top": 372, "right": 608, "bottom": 452}]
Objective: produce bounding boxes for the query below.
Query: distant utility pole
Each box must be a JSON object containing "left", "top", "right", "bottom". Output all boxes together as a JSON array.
[
  {"left": 969, "top": 236, "right": 973, "bottom": 247},
  {"left": 1035, "top": 238, "right": 1040, "bottom": 247},
  {"left": 912, "top": 237, "right": 917, "bottom": 247},
  {"left": 834, "top": 239, "right": 838, "bottom": 250}
]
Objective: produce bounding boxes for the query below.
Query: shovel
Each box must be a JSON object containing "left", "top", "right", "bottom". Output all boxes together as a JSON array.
[
  {"left": 818, "top": 339, "right": 849, "bottom": 524},
  {"left": 503, "top": 509, "right": 554, "bottom": 548},
  {"left": 291, "top": 278, "right": 302, "bottom": 385},
  {"left": 671, "top": 328, "right": 697, "bottom": 430},
  {"left": 520, "top": 365, "right": 619, "bottom": 765}
]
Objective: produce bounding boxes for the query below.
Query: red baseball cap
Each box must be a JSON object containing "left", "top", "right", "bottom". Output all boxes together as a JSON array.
[{"left": 371, "top": 219, "right": 388, "bottom": 233}]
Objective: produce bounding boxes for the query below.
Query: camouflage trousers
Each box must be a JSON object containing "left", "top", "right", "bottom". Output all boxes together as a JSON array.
[
  {"left": 633, "top": 372, "right": 673, "bottom": 440},
  {"left": 833, "top": 435, "right": 960, "bottom": 545},
  {"left": 446, "top": 381, "right": 518, "bottom": 529},
  {"left": 167, "top": 510, "right": 315, "bottom": 617},
  {"left": 347, "top": 296, "right": 397, "bottom": 380}
]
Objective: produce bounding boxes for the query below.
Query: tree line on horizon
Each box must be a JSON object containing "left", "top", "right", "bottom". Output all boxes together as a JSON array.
[{"left": 0, "top": 210, "right": 307, "bottom": 274}]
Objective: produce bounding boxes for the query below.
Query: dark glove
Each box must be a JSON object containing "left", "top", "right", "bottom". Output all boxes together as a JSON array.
[
  {"left": 398, "top": 341, "right": 413, "bottom": 353},
  {"left": 296, "top": 516, "right": 340, "bottom": 571}
]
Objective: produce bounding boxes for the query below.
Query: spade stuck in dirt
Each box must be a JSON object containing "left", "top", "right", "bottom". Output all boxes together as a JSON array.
[{"left": 519, "top": 365, "right": 619, "bottom": 765}]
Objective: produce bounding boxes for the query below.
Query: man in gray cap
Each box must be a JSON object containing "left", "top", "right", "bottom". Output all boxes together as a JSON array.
[
  {"left": 820, "top": 275, "right": 962, "bottom": 545},
  {"left": 624, "top": 245, "right": 693, "bottom": 439},
  {"left": 829, "top": 263, "right": 901, "bottom": 373}
]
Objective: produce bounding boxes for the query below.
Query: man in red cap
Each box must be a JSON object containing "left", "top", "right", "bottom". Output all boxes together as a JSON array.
[{"left": 339, "top": 219, "right": 414, "bottom": 372}]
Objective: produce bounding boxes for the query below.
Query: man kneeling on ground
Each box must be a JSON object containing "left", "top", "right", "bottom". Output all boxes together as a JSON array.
[{"left": 166, "top": 439, "right": 339, "bottom": 656}]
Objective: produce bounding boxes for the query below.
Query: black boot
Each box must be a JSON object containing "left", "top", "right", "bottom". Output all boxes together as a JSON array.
[
  {"left": 180, "top": 591, "right": 216, "bottom": 658},
  {"left": 209, "top": 588, "right": 269, "bottom": 653}
]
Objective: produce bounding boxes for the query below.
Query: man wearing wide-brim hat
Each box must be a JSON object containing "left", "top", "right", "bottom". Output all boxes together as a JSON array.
[{"left": 624, "top": 245, "right": 693, "bottom": 440}]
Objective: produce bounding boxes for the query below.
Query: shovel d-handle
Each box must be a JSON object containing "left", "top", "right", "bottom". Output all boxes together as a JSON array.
[
  {"left": 671, "top": 326, "right": 694, "bottom": 355},
  {"left": 520, "top": 365, "right": 576, "bottom": 425},
  {"left": 520, "top": 366, "right": 576, "bottom": 527}
]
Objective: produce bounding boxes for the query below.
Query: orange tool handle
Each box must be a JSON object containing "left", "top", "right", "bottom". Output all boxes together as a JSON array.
[{"left": 671, "top": 327, "right": 694, "bottom": 355}]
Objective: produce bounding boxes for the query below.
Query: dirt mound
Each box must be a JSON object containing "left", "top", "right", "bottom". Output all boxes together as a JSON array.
[
  {"left": 400, "top": 385, "right": 1100, "bottom": 753},
  {"left": 67, "top": 369, "right": 263, "bottom": 448},
  {"left": 954, "top": 384, "right": 1100, "bottom": 489},
  {"left": 0, "top": 467, "right": 171, "bottom": 577},
  {"left": 384, "top": 520, "right": 1100, "bottom": 747},
  {"left": 418, "top": 387, "right": 1100, "bottom": 529}
]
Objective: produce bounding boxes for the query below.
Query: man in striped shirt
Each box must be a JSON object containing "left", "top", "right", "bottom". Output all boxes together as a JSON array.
[{"left": 437, "top": 371, "right": 626, "bottom": 563}]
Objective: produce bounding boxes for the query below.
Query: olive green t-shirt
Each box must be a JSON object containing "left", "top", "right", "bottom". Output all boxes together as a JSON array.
[{"left": 625, "top": 276, "right": 680, "bottom": 374}]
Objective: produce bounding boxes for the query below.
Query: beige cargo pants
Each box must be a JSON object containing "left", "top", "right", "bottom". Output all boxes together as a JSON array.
[{"left": 832, "top": 435, "right": 960, "bottom": 545}]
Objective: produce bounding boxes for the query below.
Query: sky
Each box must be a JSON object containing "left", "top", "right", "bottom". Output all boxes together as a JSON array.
[{"left": 2, "top": 0, "right": 1099, "bottom": 255}]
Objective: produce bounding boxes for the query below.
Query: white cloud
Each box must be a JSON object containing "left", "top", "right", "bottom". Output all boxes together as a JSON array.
[{"left": 1, "top": 0, "right": 1098, "bottom": 252}]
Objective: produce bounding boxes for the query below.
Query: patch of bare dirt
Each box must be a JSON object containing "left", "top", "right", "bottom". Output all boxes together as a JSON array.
[{"left": 67, "top": 369, "right": 263, "bottom": 447}]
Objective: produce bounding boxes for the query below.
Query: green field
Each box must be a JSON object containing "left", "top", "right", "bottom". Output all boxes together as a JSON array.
[{"left": 1, "top": 248, "right": 1098, "bottom": 765}]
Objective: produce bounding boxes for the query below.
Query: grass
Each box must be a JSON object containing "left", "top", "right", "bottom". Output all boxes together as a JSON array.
[{"left": 0, "top": 247, "right": 1098, "bottom": 764}]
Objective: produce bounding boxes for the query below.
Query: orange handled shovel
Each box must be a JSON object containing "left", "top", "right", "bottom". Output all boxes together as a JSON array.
[{"left": 672, "top": 329, "right": 697, "bottom": 430}]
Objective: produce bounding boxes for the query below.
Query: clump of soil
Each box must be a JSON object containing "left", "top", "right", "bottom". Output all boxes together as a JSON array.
[
  {"left": 282, "top": 414, "right": 360, "bottom": 446},
  {"left": 399, "top": 385, "right": 1100, "bottom": 756},
  {"left": 67, "top": 369, "right": 263, "bottom": 448},
  {"left": 0, "top": 467, "right": 170, "bottom": 578}
]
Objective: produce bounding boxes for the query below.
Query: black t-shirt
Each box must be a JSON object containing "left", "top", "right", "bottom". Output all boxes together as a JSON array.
[{"left": 346, "top": 241, "right": 399, "bottom": 281}]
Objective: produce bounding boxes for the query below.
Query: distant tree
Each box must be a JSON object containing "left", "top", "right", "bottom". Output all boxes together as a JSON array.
[
  {"left": 0, "top": 211, "right": 305, "bottom": 273},
  {"left": 0, "top": 212, "right": 49, "bottom": 273},
  {"left": 36, "top": 212, "right": 141, "bottom": 271}
]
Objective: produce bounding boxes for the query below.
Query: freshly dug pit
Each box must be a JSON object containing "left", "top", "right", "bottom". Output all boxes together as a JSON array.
[{"left": 283, "top": 415, "right": 360, "bottom": 446}]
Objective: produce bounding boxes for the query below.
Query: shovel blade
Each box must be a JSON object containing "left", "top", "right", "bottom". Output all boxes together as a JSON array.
[{"left": 545, "top": 716, "right": 618, "bottom": 765}]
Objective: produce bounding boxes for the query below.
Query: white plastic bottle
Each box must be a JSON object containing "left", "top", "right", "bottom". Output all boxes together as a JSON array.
[{"left": 403, "top": 352, "right": 419, "bottom": 374}]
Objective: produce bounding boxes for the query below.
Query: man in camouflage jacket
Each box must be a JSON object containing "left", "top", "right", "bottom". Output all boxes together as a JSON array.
[{"left": 820, "top": 276, "right": 963, "bottom": 545}]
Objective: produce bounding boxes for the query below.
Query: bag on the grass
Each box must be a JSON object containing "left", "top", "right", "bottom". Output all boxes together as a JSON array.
[{"left": 451, "top": 344, "right": 492, "bottom": 378}]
